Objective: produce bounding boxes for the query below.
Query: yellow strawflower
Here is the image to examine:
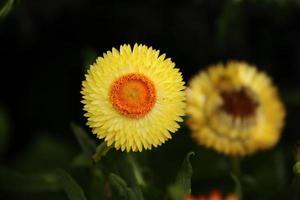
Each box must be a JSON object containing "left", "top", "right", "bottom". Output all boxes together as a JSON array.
[
  {"left": 81, "top": 44, "right": 185, "bottom": 152},
  {"left": 186, "top": 61, "right": 285, "bottom": 156}
]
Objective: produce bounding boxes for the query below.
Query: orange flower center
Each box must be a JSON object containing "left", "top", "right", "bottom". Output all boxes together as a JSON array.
[
  {"left": 110, "top": 73, "right": 156, "bottom": 118},
  {"left": 221, "top": 88, "right": 258, "bottom": 118}
]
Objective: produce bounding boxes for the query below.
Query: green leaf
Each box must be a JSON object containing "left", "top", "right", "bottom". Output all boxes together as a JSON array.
[
  {"left": 117, "top": 154, "right": 144, "bottom": 200},
  {"left": 0, "top": 167, "right": 59, "bottom": 192},
  {"left": 71, "top": 123, "right": 96, "bottom": 159},
  {"left": 88, "top": 169, "right": 106, "bottom": 200},
  {"left": 168, "top": 152, "right": 195, "bottom": 200},
  {"left": 290, "top": 161, "right": 300, "bottom": 200},
  {"left": 126, "top": 188, "right": 138, "bottom": 200},
  {"left": 231, "top": 173, "right": 243, "bottom": 200},
  {"left": 177, "top": 152, "right": 195, "bottom": 193},
  {"left": 55, "top": 169, "right": 87, "bottom": 200},
  {"left": 92, "top": 142, "right": 112, "bottom": 162},
  {"left": 109, "top": 173, "right": 137, "bottom": 200},
  {"left": 294, "top": 162, "right": 300, "bottom": 174},
  {"left": 127, "top": 155, "right": 146, "bottom": 187},
  {"left": 0, "top": 168, "right": 89, "bottom": 200},
  {"left": 109, "top": 173, "right": 128, "bottom": 199},
  {"left": 0, "top": 0, "right": 14, "bottom": 19}
]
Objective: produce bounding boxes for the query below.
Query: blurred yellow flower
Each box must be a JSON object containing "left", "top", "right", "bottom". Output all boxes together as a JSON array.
[
  {"left": 81, "top": 44, "right": 185, "bottom": 152},
  {"left": 186, "top": 61, "right": 285, "bottom": 156}
]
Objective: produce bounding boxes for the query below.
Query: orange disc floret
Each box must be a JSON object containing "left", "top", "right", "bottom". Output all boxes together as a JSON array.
[{"left": 110, "top": 73, "right": 156, "bottom": 118}]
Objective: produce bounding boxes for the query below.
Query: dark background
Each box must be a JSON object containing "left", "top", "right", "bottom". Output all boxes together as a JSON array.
[{"left": 1, "top": 0, "right": 300, "bottom": 199}]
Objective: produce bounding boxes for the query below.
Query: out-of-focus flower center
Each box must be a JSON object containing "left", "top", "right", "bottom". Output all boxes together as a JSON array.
[
  {"left": 110, "top": 73, "right": 156, "bottom": 118},
  {"left": 220, "top": 88, "right": 257, "bottom": 118}
]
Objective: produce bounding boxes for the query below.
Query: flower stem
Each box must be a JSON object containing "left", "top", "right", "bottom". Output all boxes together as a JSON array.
[
  {"left": 92, "top": 142, "right": 112, "bottom": 162},
  {"left": 231, "top": 156, "right": 241, "bottom": 178},
  {"left": 230, "top": 156, "right": 243, "bottom": 200}
]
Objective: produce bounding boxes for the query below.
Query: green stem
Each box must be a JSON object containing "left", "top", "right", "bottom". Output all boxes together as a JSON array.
[
  {"left": 92, "top": 142, "right": 112, "bottom": 162},
  {"left": 231, "top": 156, "right": 241, "bottom": 178},
  {"left": 230, "top": 156, "right": 243, "bottom": 200}
]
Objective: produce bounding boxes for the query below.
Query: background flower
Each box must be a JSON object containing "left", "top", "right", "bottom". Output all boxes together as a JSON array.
[{"left": 186, "top": 61, "right": 285, "bottom": 156}]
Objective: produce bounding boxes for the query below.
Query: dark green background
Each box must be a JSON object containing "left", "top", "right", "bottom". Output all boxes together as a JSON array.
[{"left": 0, "top": 0, "right": 300, "bottom": 199}]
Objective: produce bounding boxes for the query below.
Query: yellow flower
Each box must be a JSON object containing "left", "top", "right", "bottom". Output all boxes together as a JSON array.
[
  {"left": 81, "top": 44, "right": 185, "bottom": 152},
  {"left": 186, "top": 61, "right": 285, "bottom": 156}
]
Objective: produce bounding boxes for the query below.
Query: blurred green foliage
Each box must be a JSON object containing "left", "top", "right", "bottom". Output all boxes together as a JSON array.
[
  {"left": 0, "top": 0, "right": 14, "bottom": 19},
  {"left": 1, "top": 121, "right": 296, "bottom": 200},
  {"left": 55, "top": 169, "right": 87, "bottom": 200},
  {"left": 109, "top": 173, "right": 138, "bottom": 200}
]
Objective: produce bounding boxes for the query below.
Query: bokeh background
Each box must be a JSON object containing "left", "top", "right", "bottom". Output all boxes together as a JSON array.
[{"left": 1, "top": 0, "right": 300, "bottom": 199}]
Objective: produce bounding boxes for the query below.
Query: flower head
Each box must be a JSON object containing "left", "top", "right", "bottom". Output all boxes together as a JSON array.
[
  {"left": 186, "top": 61, "right": 285, "bottom": 156},
  {"left": 81, "top": 44, "right": 185, "bottom": 152}
]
